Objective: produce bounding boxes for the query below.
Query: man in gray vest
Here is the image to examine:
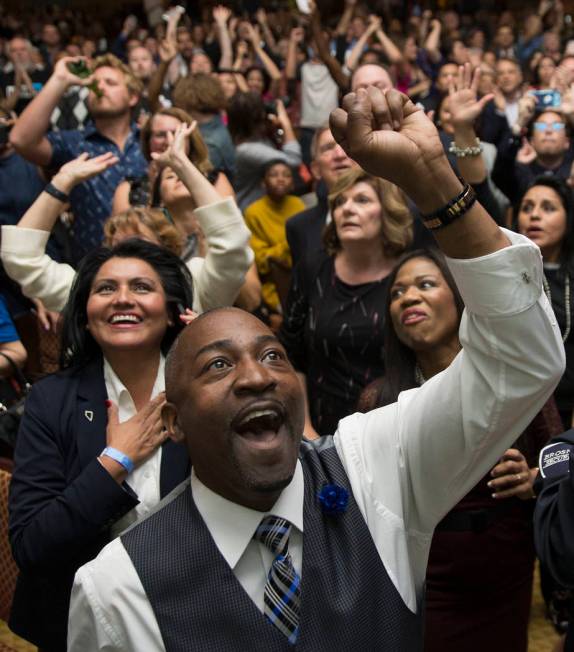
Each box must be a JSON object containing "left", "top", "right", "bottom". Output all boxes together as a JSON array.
[{"left": 68, "top": 86, "right": 565, "bottom": 651}]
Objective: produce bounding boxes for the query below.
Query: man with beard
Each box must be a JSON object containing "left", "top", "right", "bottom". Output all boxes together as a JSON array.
[
  {"left": 9, "top": 54, "right": 146, "bottom": 260},
  {"left": 68, "top": 88, "right": 564, "bottom": 651}
]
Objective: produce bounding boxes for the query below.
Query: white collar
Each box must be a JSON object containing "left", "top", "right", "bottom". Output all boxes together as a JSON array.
[
  {"left": 103, "top": 355, "right": 165, "bottom": 415},
  {"left": 191, "top": 460, "right": 304, "bottom": 570}
]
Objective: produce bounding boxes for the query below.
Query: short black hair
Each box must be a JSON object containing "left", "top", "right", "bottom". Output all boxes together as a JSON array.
[{"left": 59, "top": 239, "right": 194, "bottom": 369}]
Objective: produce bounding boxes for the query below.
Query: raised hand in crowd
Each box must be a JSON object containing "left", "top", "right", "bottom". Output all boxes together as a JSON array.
[
  {"left": 512, "top": 93, "right": 536, "bottom": 136},
  {"left": 121, "top": 14, "right": 138, "bottom": 39},
  {"left": 101, "top": 393, "right": 169, "bottom": 483},
  {"left": 48, "top": 151, "right": 119, "bottom": 196},
  {"left": 151, "top": 122, "right": 223, "bottom": 208},
  {"left": 488, "top": 448, "right": 537, "bottom": 500},
  {"left": 330, "top": 89, "right": 447, "bottom": 212},
  {"left": 448, "top": 64, "right": 493, "bottom": 185},
  {"left": 330, "top": 86, "right": 508, "bottom": 257},
  {"left": 255, "top": 8, "right": 268, "bottom": 26},
  {"left": 13, "top": 152, "right": 118, "bottom": 236},
  {"left": 151, "top": 121, "right": 197, "bottom": 169},
  {"left": 516, "top": 137, "right": 537, "bottom": 165},
  {"left": 290, "top": 25, "right": 305, "bottom": 44},
  {"left": 213, "top": 4, "right": 231, "bottom": 27},
  {"left": 366, "top": 13, "right": 382, "bottom": 35},
  {"left": 267, "top": 99, "right": 297, "bottom": 143},
  {"left": 448, "top": 63, "right": 493, "bottom": 129}
]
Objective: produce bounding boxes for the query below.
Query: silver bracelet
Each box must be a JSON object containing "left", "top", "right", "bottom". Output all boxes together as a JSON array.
[{"left": 448, "top": 137, "right": 483, "bottom": 158}]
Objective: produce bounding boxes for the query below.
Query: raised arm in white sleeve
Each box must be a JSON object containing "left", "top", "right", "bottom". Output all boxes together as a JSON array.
[
  {"left": 1, "top": 225, "right": 74, "bottom": 312},
  {"left": 187, "top": 197, "right": 253, "bottom": 313}
]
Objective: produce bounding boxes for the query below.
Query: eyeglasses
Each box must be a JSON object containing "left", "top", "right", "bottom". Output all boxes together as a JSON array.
[{"left": 533, "top": 121, "right": 566, "bottom": 132}]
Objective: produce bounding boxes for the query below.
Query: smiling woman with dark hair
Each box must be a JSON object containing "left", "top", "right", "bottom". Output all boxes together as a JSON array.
[{"left": 8, "top": 239, "right": 193, "bottom": 651}]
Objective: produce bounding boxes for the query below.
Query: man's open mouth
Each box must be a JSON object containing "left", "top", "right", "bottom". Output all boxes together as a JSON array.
[{"left": 232, "top": 404, "right": 286, "bottom": 447}]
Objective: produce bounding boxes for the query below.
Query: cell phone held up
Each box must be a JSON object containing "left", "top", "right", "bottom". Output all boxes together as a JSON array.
[
  {"left": 529, "top": 89, "right": 562, "bottom": 111},
  {"left": 67, "top": 60, "right": 103, "bottom": 97}
]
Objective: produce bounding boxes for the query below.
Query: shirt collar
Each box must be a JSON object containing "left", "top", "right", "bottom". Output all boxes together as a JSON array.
[
  {"left": 84, "top": 121, "right": 140, "bottom": 142},
  {"left": 191, "top": 460, "right": 304, "bottom": 570},
  {"left": 103, "top": 355, "right": 165, "bottom": 418}
]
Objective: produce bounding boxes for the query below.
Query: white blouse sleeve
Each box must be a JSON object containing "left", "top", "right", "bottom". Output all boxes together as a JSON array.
[
  {"left": 1, "top": 225, "right": 75, "bottom": 312},
  {"left": 187, "top": 197, "right": 253, "bottom": 314}
]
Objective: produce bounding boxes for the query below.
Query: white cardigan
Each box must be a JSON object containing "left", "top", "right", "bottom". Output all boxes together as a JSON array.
[{"left": 1, "top": 197, "right": 253, "bottom": 314}]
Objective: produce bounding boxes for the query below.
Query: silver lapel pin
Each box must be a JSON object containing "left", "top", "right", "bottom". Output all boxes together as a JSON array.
[{"left": 84, "top": 410, "right": 94, "bottom": 422}]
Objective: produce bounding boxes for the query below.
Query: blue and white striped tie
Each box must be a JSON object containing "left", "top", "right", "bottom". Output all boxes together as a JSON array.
[{"left": 253, "top": 515, "right": 301, "bottom": 645}]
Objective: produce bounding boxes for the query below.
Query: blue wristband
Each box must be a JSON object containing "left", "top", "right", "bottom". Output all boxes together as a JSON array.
[{"left": 101, "top": 447, "right": 135, "bottom": 474}]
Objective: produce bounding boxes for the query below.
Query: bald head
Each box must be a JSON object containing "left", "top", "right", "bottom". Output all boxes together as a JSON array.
[
  {"left": 165, "top": 308, "right": 276, "bottom": 402},
  {"left": 162, "top": 307, "right": 304, "bottom": 510},
  {"left": 351, "top": 64, "right": 393, "bottom": 93}
]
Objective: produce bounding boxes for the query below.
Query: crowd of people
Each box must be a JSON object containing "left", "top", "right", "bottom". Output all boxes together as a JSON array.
[{"left": 1, "top": 0, "right": 574, "bottom": 650}]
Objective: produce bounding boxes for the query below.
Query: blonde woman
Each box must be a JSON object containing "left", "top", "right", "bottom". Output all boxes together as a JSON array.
[{"left": 279, "top": 167, "right": 413, "bottom": 437}]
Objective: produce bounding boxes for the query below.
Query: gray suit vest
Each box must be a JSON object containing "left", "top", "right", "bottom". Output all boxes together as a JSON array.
[{"left": 122, "top": 437, "right": 423, "bottom": 650}]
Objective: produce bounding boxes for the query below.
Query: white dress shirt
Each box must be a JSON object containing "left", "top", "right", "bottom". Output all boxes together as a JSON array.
[
  {"left": 68, "top": 230, "right": 565, "bottom": 652},
  {"left": 104, "top": 356, "right": 164, "bottom": 537}
]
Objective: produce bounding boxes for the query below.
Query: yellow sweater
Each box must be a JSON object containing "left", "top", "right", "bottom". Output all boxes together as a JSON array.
[{"left": 244, "top": 194, "right": 305, "bottom": 311}]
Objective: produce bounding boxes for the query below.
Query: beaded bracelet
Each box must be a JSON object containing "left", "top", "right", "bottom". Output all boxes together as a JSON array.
[{"left": 448, "top": 138, "right": 483, "bottom": 158}]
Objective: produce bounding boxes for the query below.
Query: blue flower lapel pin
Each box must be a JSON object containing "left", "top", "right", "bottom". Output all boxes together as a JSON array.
[{"left": 318, "top": 483, "right": 349, "bottom": 516}]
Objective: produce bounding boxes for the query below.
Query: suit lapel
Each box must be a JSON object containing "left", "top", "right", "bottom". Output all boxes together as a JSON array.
[
  {"left": 76, "top": 357, "right": 108, "bottom": 469},
  {"left": 74, "top": 357, "right": 190, "bottom": 491}
]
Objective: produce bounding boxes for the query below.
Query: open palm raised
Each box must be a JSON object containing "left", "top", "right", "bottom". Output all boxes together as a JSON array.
[{"left": 448, "top": 63, "right": 494, "bottom": 129}]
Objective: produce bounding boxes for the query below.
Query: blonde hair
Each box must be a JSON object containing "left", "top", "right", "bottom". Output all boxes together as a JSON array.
[
  {"left": 103, "top": 208, "right": 184, "bottom": 257},
  {"left": 324, "top": 168, "right": 413, "bottom": 258},
  {"left": 92, "top": 53, "right": 143, "bottom": 98}
]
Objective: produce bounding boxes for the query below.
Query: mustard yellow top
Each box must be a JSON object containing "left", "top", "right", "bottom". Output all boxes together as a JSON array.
[{"left": 243, "top": 194, "right": 306, "bottom": 311}]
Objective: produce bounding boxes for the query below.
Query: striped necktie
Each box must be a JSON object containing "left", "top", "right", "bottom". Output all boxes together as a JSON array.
[{"left": 253, "top": 515, "right": 301, "bottom": 645}]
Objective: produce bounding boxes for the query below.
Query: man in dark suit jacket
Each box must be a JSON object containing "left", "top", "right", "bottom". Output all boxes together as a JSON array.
[{"left": 286, "top": 125, "right": 357, "bottom": 269}]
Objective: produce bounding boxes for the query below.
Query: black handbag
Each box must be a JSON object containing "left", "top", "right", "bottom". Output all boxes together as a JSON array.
[{"left": 0, "top": 352, "right": 30, "bottom": 449}]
